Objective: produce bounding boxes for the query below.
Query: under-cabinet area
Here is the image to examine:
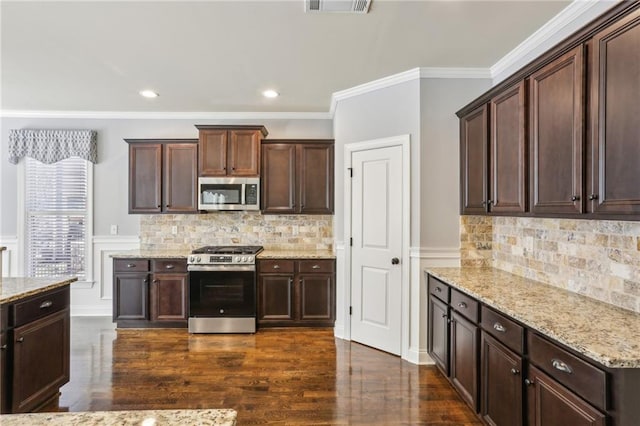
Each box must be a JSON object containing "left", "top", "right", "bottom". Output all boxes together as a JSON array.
[{"left": 426, "top": 268, "right": 640, "bottom": 426}]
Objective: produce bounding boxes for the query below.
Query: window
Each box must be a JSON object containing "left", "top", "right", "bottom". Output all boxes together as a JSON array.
[{"left": 25, "top": 157, "right": 90, "bottom": 279}]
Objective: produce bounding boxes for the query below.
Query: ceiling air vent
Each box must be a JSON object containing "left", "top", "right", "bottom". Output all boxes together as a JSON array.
[{"left": 306, "top": 0, "right": 371, "bottom": 14}]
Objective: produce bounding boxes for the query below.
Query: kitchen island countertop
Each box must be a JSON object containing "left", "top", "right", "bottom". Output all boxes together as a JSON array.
[
  {"left": 110, "top": 250, "right": 188, "bottom": 259},
  {"left": 0, "top": 408, "right": 237, "bottom": 426},
  {"left": 0, "top": 276, "right": 77, "bottom": 304},
  {"left": 426, "top": 267, "right": 640, "bottom": 368}
]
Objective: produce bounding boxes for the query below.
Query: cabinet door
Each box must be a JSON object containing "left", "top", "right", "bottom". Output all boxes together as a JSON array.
[
  {"left": 113, "top": 272, "right": 148, "bottom": 321},
  {"left": 228, "top": 129, "right": 261, "bottom": 176},
  {"left": 298, "top": 144, "right": 334, "bottom": 214},
  {"left": 298, "top": 273, "right": 334, "bottom": 322},
  {"left": 12, "top": 309, "right": 70, "bottom": 413},
  {"left": 490, "top": 81, "right": 527, "bottom": 213},
  {"left": 150, "top": 273, "right": 188, "bottom": 321},
  {"left": 428, "top": 295, "right": 449, "bottom": 375},
  {"left": 451, "top": 311, "right": 479, "bottom": 412},
  {"left": 0, "top": 329, "right": 7, "bottom": 413},
  {"left": 460, "top": 104, "right": 489, "bottom": 214},
  {"left": 261, "top": 144, "right": 296, "bottom": 214},
  {"left": 129, "top": 143, "right": 162, "bottom": 213},
  {"left": 590, "top": 9, "right": 640, "bottom": 214},
  {"left": 258, "top": 274, "right": 295, "bottom": 322},
  {"left": 164, "top": 143, "right": 198, "bottom": 213},
  {"left": 530, "top": 46, "right": 584, "bottom": 214},
  {"left": 527, "top": 365, "right": 606, "bottom": 426},
  {"left": 199, "top": 129, "right": 228, "bottom": 176},
  {"left": 481, "top": 331, "right": 523, "bottom": 426}
]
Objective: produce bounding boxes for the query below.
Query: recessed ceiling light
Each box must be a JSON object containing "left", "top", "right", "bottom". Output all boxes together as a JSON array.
[
  {"left": 262, "top": 89, "right": 279, "bottom": 98},
  {"left": 139, "top": 90, "right": 159, "bottom": 98}
]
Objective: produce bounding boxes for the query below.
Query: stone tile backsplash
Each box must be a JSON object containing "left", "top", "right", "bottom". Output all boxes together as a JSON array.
[
  {"left": 462, "top": 216, "right": 640, "bottom": 313},
  {"left": 140, "top": 213, "right": 333, "bottom": 252},
  {"left": 460, "top": 216, "right": 493, "bottom": 267}
]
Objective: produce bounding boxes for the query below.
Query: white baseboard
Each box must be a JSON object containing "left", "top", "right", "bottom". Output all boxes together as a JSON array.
[
  {"left": 333, "top": 322, "right": 346, "bottom": 340},
  {"left": 406, "top": 347, "right": 435, "bottom": 365}
]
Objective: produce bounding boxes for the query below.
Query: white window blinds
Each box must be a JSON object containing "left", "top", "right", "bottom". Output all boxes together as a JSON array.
[{"left": 25, "top": 157, "right": 88, "bottom": 279}]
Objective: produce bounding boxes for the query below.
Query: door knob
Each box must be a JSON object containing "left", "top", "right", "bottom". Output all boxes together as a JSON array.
[{"left": 391, "top": 257, "right": 400, "bottom": 265}]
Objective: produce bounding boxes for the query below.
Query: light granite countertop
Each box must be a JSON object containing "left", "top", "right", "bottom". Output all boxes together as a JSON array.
[
  {"left": 0, "top": 276, "right": 77, "bottom": 304},
  {"left": 110, "top": 250, "right": 188, "bottom": 259},
  {"left": 257, "top": 249, "right": 335, "bottom": 259},
  {"left": 0, "top": 408, "right": 237, "bottom": 426},
  {"left": 426, "top": 267, "right": 640, "bottom": 369}
]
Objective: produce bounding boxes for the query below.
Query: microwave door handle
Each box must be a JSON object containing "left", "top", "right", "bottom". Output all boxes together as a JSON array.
[{"left": 241, "top": 184, "right": 246, "bottom": 205}]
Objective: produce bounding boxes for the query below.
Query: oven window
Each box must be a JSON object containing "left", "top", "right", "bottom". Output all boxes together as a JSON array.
[{"left": 189, "top": 270, "right": 256, "bottom": 317}]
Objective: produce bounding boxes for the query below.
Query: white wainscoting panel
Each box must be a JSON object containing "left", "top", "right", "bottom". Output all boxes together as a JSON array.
[
  {"left": 0, "top": 236, "right": 18, "bottom": 277},
  {"left": 334, "top": 241, "right": 347, "bottom": 340}
]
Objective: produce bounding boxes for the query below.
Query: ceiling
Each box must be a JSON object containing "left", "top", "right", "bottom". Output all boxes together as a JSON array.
[{"left": 1, "top": 0, "right": 573, "bottom": 114}]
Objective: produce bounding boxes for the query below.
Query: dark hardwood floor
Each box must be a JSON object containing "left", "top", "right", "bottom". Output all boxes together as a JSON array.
[{"left": 57, "top": 317, "right": 480, "bottom": 425}]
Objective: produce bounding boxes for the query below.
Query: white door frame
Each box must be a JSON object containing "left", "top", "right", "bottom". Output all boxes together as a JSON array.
[{"left": 343, "top": 134, "right": 411, "bottom": 360}]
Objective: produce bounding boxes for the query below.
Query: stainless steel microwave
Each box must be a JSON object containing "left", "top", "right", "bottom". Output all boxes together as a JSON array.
[{"left": 198, "top": 177, "right": 260, "bottom": 211}]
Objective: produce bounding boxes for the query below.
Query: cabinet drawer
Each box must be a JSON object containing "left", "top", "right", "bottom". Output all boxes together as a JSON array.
[
  {"left": 451, "top": 289, "right": 479, "bottom": 323},
  {"left": 298, "top": 260, "right": 334, "bottom": 273},
  {"left": 151, "top": 259, "right": 187, "bottom": 273},
  {"left": 114, "top": 259, "right": 149, "bottom": 272},
  {"left": 260, "top": 260, "right": 295, "bottom": 274},
  {"left": 480, "top": 306, "right": 524, "bottom": 354},
  {"left": 528, "top": 333, "right": 607, "bottom": 410},
  {"left": 12, "top": 286, "right": 69, "bottom": 328},
  {"left": 428, "top": 275, "right": 450, "bottom": 303}
]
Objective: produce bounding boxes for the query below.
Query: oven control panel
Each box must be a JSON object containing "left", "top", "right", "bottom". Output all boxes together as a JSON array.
[{"left": 188, "top": 255, "right": 256, "bottom": 265}]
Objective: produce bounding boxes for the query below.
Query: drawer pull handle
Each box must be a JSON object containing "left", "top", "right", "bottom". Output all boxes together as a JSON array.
[
  {"left": 273, "top": 265, "right": 281, "bottom": 269},
  {"left": 127, "top": 263, "right": 136, "bottom": 268},
  {"left": 40, "top": 300, "right": 53, "bottom": 309},
  {"left": 435, "top": 287, "right": 442, "bottom": 293},
  {"left": 312, "top": 264, "right": 321, "bottom": 269},
  {"left": 493, "top": 322, "right": 506, "bottom": 333},
  {"left": 165, "top": 264, "right": 175, "bottom": 269},
  {"left": 552, "top": 359, "right": 573, "bottom": 374},
  {"left": 457, "top": 302, "right": 467, "bottom": 309},
  {"left": 510, "top": 368, "right": 520, "bottom": 375}
]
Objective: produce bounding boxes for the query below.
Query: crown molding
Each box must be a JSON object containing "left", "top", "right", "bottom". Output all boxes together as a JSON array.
[
  {"left": 0, "top": 110, "right": 332, "bottom": 120},
  {"left": 490, "top": 0, "right": 615, "bottom": 82},
  {"left": 329, "top": 67, "right": 491, "bottom": 115}
]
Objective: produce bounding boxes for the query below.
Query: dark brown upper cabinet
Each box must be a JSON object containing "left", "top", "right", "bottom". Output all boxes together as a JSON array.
[
  {"left": 261, "top": 140, "right": 334, "bottom": 215},
  {"left": 460, "top": 105, "right": 488, "bottom": 214},
  {"left": 589, "top": 8, "right": 640, "bottom": 215},
  {"left": 490, "top": 81, "right": 527, "bottom": 213},
  {"left": 196, "top": 125, "right": 268, "bottom": 177},
  {"left": 529, "top": 45, "right": 584, "bottom": 214},
  {"left": 127, "top": 140, "right": 198, "bottom": 214}
]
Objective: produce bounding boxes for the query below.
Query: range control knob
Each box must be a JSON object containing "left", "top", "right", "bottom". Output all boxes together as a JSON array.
[
  {"left": 242, "top": 256, "right": 247, "bottom": 262},
  {"left": 188, "top": 256, "right": 194, "bottom": 263},
  {"left": 196, "top": 256, "right": 201, "bottom": 262}
]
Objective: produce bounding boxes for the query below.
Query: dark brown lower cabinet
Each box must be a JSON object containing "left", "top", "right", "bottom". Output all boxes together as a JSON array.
[
  {"left": 258, "top": 274, "right": 294, "bottom": 322},
  {"left": 12, "top": 308, "right": 70, "bottom": 413},
  {"left": 527, "top": 365, "right": 606, "bottom": 426},
  {"left": 113, "top": 272, "right": 149, "bottom": 321},
  {"left": 450, "top": 311, "right": 479, "bottom": 411},
  {"left": 0, "top": 311, "right": 8, "bottom": 413},
  {"left": 480, "top": 331, "right": 523, "bottom": 426},
  {"left": 428, "top": 296, "right": 449, "bottom": 375},
  {"left": 150, "top": 273, "right": 188, "bottom": 322},
  {"left": 257, "top": 258, "right": 335, "bottom": 327}
]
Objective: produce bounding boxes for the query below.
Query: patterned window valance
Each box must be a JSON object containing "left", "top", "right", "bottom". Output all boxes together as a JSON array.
[{"left": 8, "top": 129, "right": 97, "bottom": 164}]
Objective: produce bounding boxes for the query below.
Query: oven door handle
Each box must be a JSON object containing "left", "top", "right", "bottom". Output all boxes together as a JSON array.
[{"left": 188, "top": 264, "right": 256, "bottom": 272}]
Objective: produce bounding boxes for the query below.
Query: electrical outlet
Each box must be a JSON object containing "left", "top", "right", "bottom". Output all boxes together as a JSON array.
[
  {"left": 171, "top": 225, "right": 178, "bottom": 235},
  {"left": 110, "top": 225, "right": 118, "bottom": 235}
]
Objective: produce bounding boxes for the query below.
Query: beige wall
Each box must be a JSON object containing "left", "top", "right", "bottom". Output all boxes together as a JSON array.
[{"left": 461, "top": 215, "right": 640, "bottom": 313}]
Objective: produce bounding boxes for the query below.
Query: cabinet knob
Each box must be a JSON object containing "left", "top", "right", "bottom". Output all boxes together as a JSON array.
[
  {"left": 157, "top": 205, "right": 161, "bottom": 208},
  {"left": 16, "top": 337, "right": 24, "bottom": 343},
  {"left": 510, "top": 368, "right": 520, "bottom": 375},
  {"left": 571, "top": 195, "right": 580, "bottom": 202},
  {"left": 487, "top": 200, "right": 493, "bottom": 205},
  {"left": 435, "top": 287, "right": 442, "bottom": 293},
  {"left": 0, "top": 344, "right": 7, "bottom": 350},
  {"left": 482, "top": 201, "right": 487, "bottom": 206},
  {"left": 441, "top": 313, "right": 447, "bottom": 318},
  {"left": 273, "top": 264, "right": 281, "bottom": 269},
  {"left": 524, "top": 378, "right": 535, "bottom": 386},
  {"left": 153, "top": 279, "right": 159, "bottom": 283},
  {"left": 457, "top": 302, "right": 467, "bottom": 309},
  {"left": 312, "top": 264, "right": 320, "bottom": 269},
  {"left": 589, "top": 194, "right": 598, "bottom": 200}
]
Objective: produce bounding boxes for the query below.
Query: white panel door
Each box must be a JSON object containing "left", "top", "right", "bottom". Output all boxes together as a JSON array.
[{"left": 351, "top": 145, "right": 403, "bottom": 355}]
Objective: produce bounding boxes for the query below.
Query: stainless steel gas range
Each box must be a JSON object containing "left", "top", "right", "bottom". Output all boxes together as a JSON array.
[{"left": 187, "top": 245, "right": 263, "bottom": 333}]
